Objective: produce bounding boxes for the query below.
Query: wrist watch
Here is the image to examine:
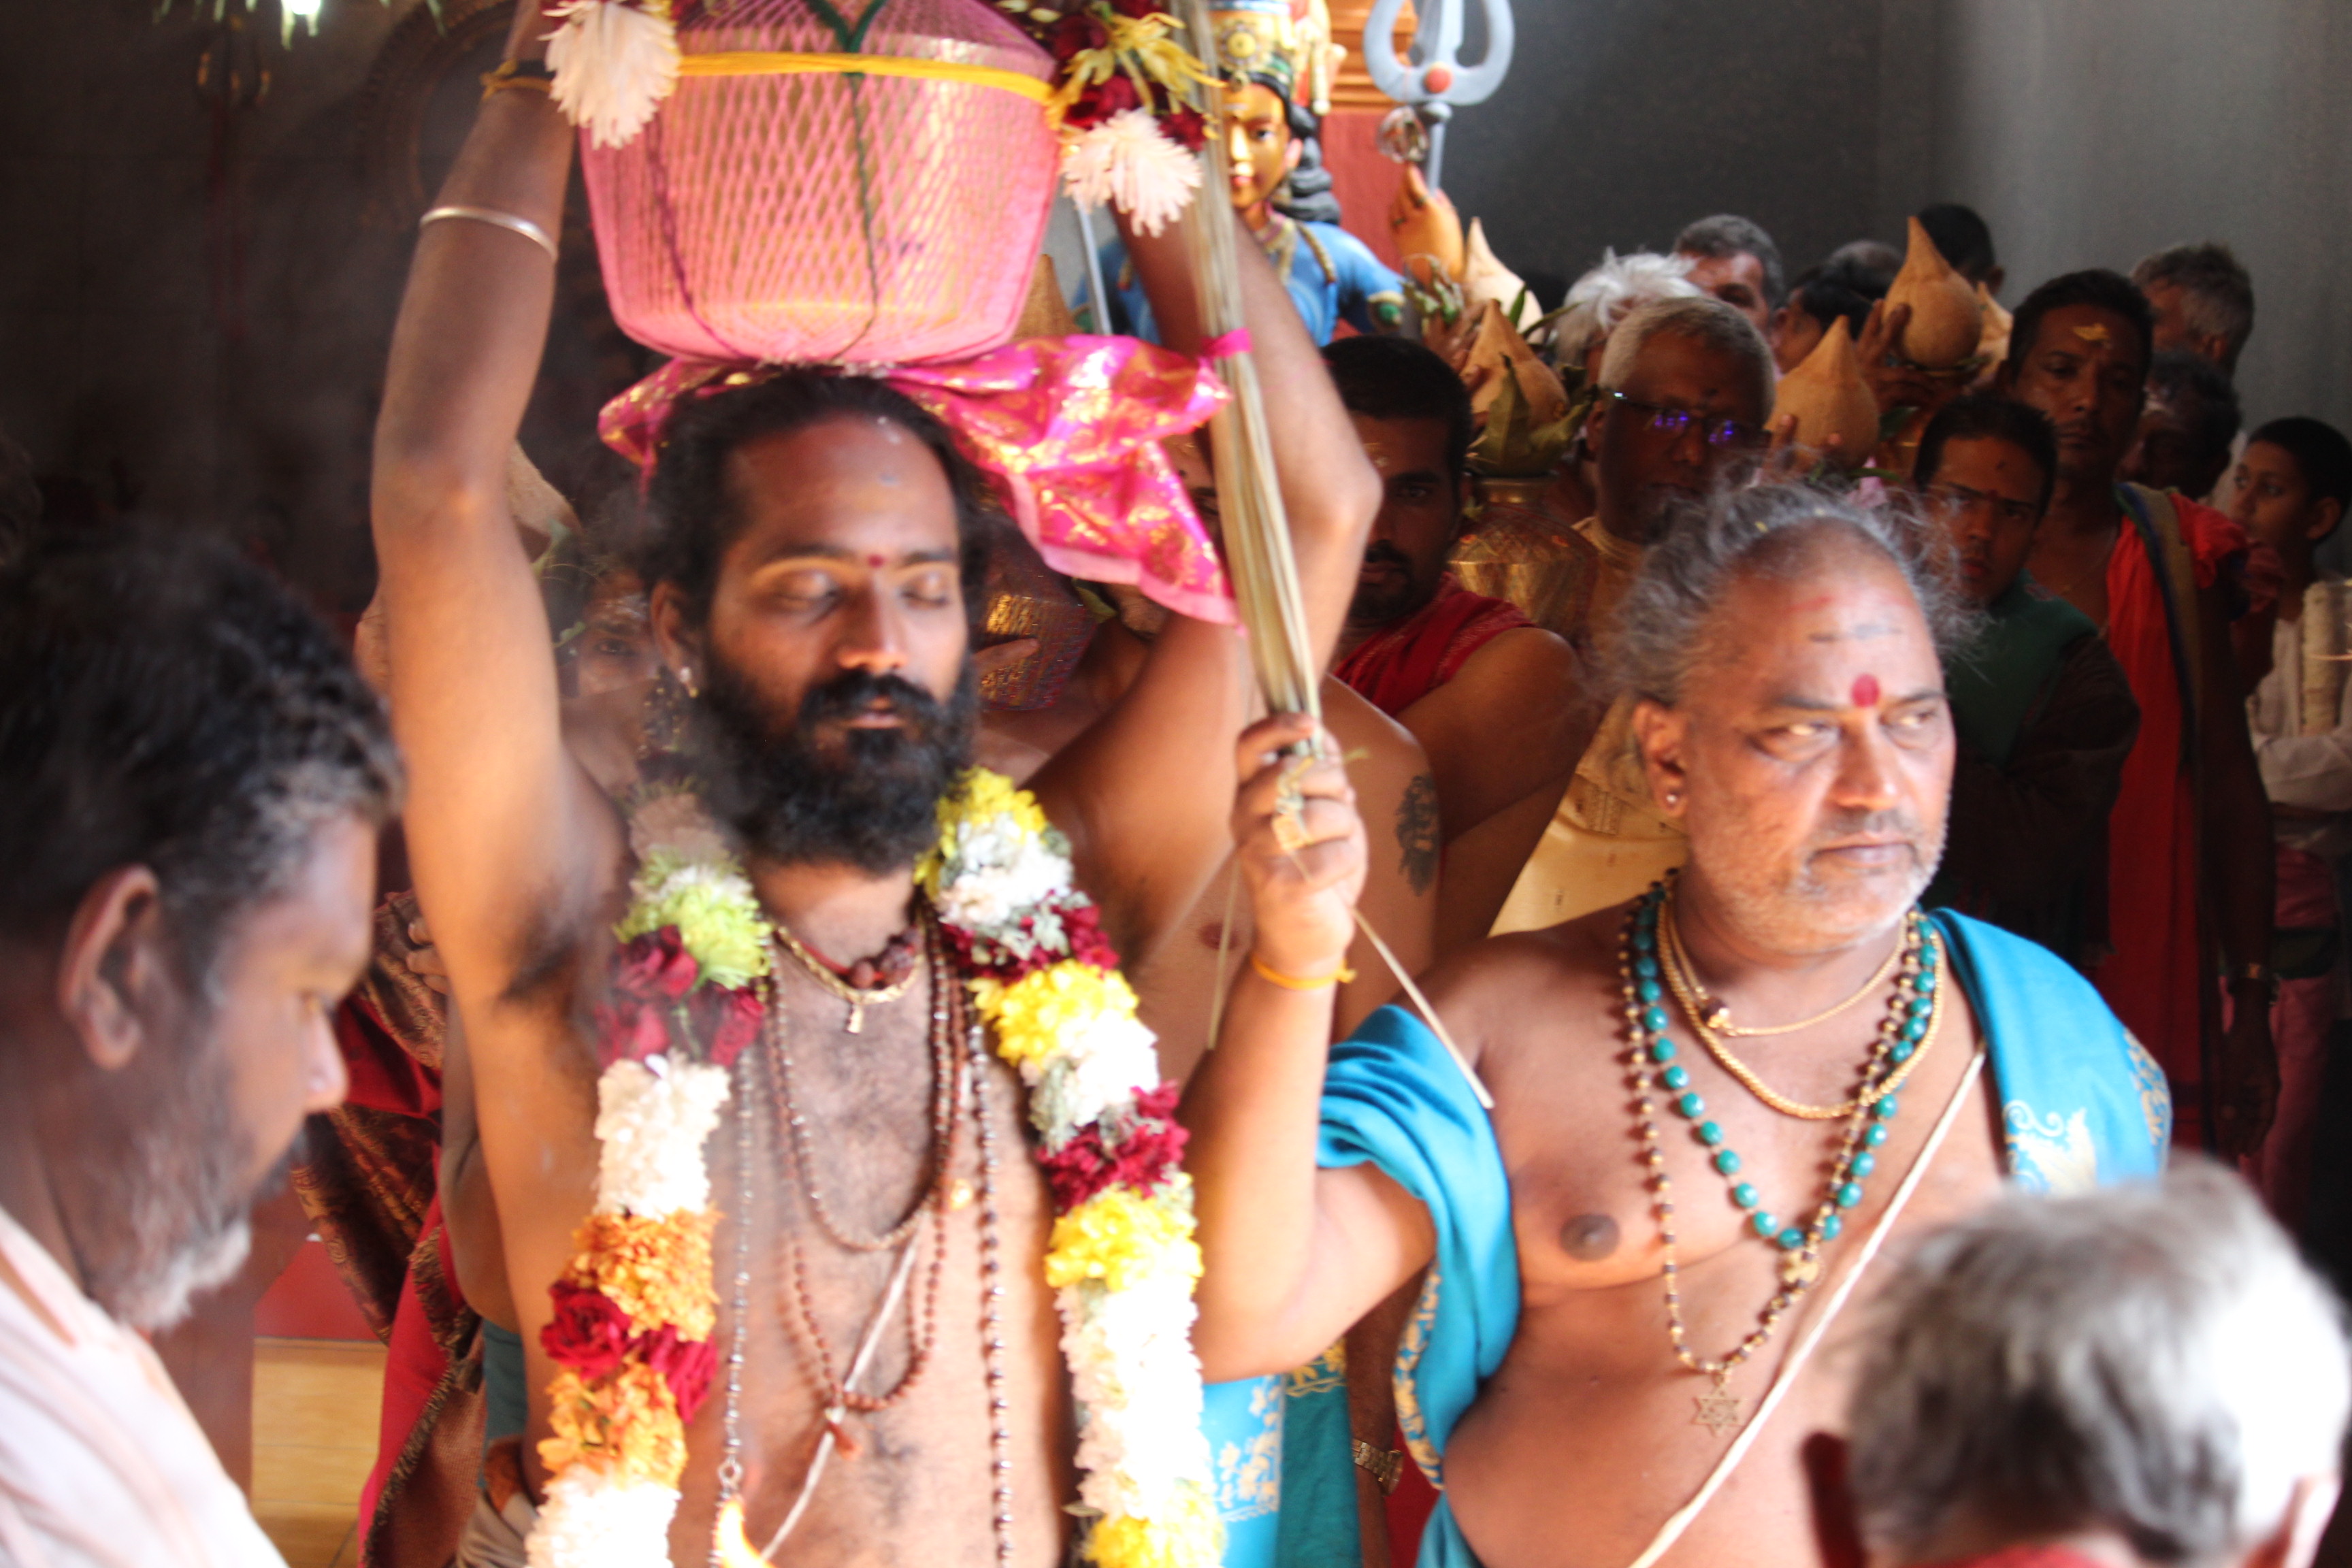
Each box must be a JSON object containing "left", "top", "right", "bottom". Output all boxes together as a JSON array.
[{"left": 1353, "top": 1439, "right": 1405, "bottom": 1496}]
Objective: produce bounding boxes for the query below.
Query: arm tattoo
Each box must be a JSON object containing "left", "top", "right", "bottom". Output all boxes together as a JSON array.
[{"left": 1395, "top": 774, "right": 1439, "bottom": 896}]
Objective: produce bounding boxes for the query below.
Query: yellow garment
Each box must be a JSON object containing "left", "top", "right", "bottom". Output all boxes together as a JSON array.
[
  {"left": 1490, "top": 692, "right": 1686, "bottom": 933},
  {"left": 1490, "top": 518, "right": 1686, "bottom": 934},
  {"left": 1569, "top": 515, "right": 1644, "bottom": 657}
]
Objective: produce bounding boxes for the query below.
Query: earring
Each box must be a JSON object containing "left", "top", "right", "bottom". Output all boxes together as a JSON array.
[
  {"left": 680, "top": 667, "right": 698, "bottom": 698},
  {"left": 1662, "top": 788, "right": 1682, "bottom": 808}
]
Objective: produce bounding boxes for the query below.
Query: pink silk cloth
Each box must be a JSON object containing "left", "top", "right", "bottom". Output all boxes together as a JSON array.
[
  {"left": 600, "top": 336, "right": 1236, "bottom": 624},
  {"left": 1922, "top": 1549, "right": 2115, "bottom": 1568}
]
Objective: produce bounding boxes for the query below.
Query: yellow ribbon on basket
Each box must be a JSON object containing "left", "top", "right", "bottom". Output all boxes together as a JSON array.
[{"left": 676, "top": 51, "right": 1051, "bottom": 103}]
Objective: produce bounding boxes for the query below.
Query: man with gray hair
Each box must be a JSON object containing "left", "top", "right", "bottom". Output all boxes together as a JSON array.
[
  {"left": 1550, "top": 250, "right": 1704, "bottom": 387},
  {"left": 1186, "top": 480, "right": 2169, "bottom": 1568},
  {"left": 1480, "top": 294, "right": 1777, "bottom": 935},
  {"left": 2132, "top": 242, "right": 2256, "bottom": 380},
  {"left": 0, "top": 527, "right": 402, "bottom": 1567},
  {"left": 1808, "top": 1163, "right": 2345, "bottom": 1568},
  {"left": 1676, "top": 213, "right": 1787, "bottom": 338}
]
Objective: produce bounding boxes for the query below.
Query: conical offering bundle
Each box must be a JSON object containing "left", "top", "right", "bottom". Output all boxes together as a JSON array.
[
  {"left": 572, "top": 0, "right": 1062, "bottom": 366},
  {"left": 1774, "top": 315, "right": 1879, "bottom": 461},
  {"left": 1886, "top": 215, "right": 1984, "bottom": 370}
]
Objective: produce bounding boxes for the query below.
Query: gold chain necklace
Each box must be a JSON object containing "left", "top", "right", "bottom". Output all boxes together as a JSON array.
[
  {"left": 1659, "top": 893, "right": 1936, "bottom": 1121},
  {"left": 772, "top": 923, "right": 918, "bottom": 1034},
  {"left": 1661, "top": 893, "right": 1903, "bottom": 1038}
]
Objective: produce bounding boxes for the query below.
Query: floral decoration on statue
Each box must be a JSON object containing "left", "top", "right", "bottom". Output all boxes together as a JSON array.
[{"left": 527, "top": 766, "right": 1223, "bottom": 1568}]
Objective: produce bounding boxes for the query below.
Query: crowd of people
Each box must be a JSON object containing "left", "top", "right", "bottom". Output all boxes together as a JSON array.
[{"left": 4, "top": 3, "right": 2352, "bottom": 1568}]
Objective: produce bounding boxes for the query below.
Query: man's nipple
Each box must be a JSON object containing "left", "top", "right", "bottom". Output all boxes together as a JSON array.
[{"left": 1561, "top": 1213, "right": 1620, "bottom": 1260}]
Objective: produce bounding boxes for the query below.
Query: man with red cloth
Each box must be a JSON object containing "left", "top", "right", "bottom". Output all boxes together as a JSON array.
[
  {"left": 2006, "top": 271, "right": 2276, "bottom": 1156},
  {"left": 1324, "top": 336, "right": 1586, "bottom": 864}
]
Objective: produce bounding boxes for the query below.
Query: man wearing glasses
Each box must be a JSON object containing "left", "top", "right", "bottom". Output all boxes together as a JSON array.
[
  {"left": 1484, "top": 297, "right": 1776, "bottom": 936},
  {"left": 1914, "top": 395, "right": 2140, "bottom": 967}
]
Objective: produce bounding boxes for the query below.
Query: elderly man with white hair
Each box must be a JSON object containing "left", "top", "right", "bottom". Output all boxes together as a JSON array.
[{"left": 1807, "top": 1162, "right": 2347, "bottom": 1568}]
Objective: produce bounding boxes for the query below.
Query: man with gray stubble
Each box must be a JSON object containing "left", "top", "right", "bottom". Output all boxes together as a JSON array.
[
  {"left": 1805, "top": 1162, "right": 2346, "bottom": 1568},
  {"left": 0, "top": 528, "right": 399, "bottom": 1568}
]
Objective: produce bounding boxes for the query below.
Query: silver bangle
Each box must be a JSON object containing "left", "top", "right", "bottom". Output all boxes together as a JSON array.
[{"left": 419, "top": 204, "right": 558, "bottom": 263}]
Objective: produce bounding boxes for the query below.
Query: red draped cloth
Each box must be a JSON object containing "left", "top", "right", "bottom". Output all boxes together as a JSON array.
[
  {"left": 1923, "top": 1548, "right": 2114, "bottom": 1568},
  {"left": 1333, "top": 574, "right": 1530, "bottom": 718},
  {"left": 291, "top": 892, "right": 483, "bottom": 1568},
  {"left": 2092, "top": 494, "right": 2247, "bottom": 1146}
]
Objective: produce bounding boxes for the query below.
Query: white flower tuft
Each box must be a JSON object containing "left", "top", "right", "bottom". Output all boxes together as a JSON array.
[
  {"left": 547, "top": 0, "right": 681, "bottom": 151},
  {"left": 593, "top": 1056, "right": 732, "bottom": 1216},
  {"left": 525, "top": 1470, "right": 680, "bottom": 1568},
  {"left": 1060, "top": 1277, "right": 1213, "bottom": 1517},
  {"left": 1060, "top": 110, "right": 1202, "bottom": 238}
]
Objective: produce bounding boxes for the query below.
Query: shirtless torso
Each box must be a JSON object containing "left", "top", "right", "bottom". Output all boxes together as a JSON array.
[
  {"left": 1185, "top": 507, "right": 2040, "bottom": 1568},
  {"left": 368, "top": 8, "right": 1375, "bottom": 1561},
  {"left": 1431, "top": 914, "right": 1999, "bottom": 1567}
]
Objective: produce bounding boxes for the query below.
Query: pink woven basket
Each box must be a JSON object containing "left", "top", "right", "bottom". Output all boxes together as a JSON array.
[{"left": 582, "top": 0, "right": 1060, "bottom": 367}]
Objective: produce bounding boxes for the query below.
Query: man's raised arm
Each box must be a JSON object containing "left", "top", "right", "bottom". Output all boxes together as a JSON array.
[
  {"left": 1179, "top": 715, "right": 1435, "bottom": 1379},
  {"left": 369, "top": 2, "right": 617, "bottom": 1273},
  {"left": 1033, "top": 205, "right": 1379, "bottom": 962},
  {"left": 372, "top": 3, "right": 617, "bottom": 990}
]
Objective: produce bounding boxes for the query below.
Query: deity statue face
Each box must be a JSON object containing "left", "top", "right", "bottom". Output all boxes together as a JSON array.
[{"left": 1225, "top": 80, "right": 1301, "bottom": 220}]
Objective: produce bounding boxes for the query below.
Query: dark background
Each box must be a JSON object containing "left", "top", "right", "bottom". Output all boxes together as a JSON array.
[{"left": 3, "top": 0, "right": 2345, "bottom": 614}]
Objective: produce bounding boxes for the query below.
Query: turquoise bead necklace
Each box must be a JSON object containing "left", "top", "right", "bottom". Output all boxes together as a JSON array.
[{"left": 1618, "top": 876, "right": 1943, "bottom": 1431}]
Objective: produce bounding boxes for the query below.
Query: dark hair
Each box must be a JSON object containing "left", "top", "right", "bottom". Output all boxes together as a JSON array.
[
  {"left": 1258, "top": 75, "right": 1343, "bottom": 227},
  {"left": 2004, "top": 270, "right": 2156, "bottom": 382},
  {"left": 2131, "top": 242, "right": 2255, "bottom": 368},
  {"left": 1825, "top": 239, "right": 1901, "bottom": 296},
  {"left": 1914, "top": 395, "right": 2060, "bottom": 513},
  {"left": 1915, "top": 203, "right": 1997, "bottom": 284},
  {"left": 1322, "top": 335, "right": 1475, "bottom": 478},
  {"left": 0, "top": 527, "right": 402, "bottom": 980},
  {"left": 642, "top": 371, "right": 1000, "bottom": 628},
  {"left": 2146, "top": 349, "right": 2242, "bottom": 470},
  {"left": 1787, "top": 258, "right": 1882, "bottom": 340},
  {"left": 1674, "top": 214, "right": 1786, "bottom": 308},
  {"left": 2249, "top": 416, "right": 2352, "bottom": 519}
]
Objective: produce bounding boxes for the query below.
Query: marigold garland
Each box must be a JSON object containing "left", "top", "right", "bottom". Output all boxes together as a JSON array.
[{"left": 527, "top": 768, "right": 1222, "bottom": 1568}]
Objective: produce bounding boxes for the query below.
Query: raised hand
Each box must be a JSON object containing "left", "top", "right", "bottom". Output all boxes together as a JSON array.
[{"left": 1232, "top": 712, "right": 1367, "bottom": 985}]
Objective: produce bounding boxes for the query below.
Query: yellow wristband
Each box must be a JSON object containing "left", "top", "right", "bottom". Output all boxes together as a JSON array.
[{"left": 1250, "top": 951, "right": 1356, "bottom": 990}]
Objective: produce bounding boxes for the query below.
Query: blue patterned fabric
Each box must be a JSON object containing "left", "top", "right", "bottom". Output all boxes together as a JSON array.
[
  {"left": 1096, "top": 220, "right": 1405, "bottom": 347},
  {"left": 1301, "top": 911, "right": 2168, "bottom": 1565}
]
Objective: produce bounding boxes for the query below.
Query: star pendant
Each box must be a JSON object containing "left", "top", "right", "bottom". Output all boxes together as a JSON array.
[{"left": 1692, "top": 1391, "right": 1746, "bottom": 1434}]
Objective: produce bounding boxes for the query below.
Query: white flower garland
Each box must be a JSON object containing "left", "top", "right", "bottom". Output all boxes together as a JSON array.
[{"left": 529, "top": 770, "right": 1221, "bottom": 1568}]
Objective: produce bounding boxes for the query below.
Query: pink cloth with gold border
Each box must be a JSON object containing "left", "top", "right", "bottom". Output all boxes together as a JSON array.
[{"left": 600, "top": 336, "right": 1235, "bottom": 624}]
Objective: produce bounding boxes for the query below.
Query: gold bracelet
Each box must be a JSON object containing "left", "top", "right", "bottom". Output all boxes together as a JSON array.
[
  {"left": 1250, "top": 951, "right": 1356, "bottom": 990},
  {"left": 480, "top": 59, "right": 555, "bottom": 100},
  {"left": 1352, "top": 1439, "right": 1404, "bottom": 1495},
  {"left": 419, "top": 205, "right": 559, "bottom": 264}
]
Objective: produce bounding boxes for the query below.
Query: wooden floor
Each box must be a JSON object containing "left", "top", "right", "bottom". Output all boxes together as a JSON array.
[{"left": 252, "top": 1337, "right": 386, "bottom": 1568}]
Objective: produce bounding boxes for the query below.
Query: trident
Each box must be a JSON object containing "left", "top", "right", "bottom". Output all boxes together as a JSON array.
[{"left": 1360, "top": 0, "right": 1516, "bottom": 191}]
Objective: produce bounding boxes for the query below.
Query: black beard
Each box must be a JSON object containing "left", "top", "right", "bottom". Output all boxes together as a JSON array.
[
  {"left": 1348, "top": 540, "right": 1435, "bottom": 627},
  {"left": 689, "top": 655, "right": 979, "bottom": 875}
]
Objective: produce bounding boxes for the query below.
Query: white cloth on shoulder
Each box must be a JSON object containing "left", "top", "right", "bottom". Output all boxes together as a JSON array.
[{"left": 0, "top": 1204, "right": 284, "bottom": 1568}]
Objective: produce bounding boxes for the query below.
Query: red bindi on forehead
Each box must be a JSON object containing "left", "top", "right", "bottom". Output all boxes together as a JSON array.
[
  {"left": 1851, "top": 674, "right": 1880, "bottom": 708},
  {"left": 866, "top": 553, "right": 888, "bottom": 569}
]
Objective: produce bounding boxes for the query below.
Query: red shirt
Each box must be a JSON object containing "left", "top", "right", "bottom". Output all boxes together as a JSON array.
[{"left": 1333, "top": 574, "right": 1530, "bottom": 717}]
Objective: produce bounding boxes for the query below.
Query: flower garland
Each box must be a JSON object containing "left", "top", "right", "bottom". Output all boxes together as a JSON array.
[{"left": 527, "top": 770, "right": 1222, "bottom": 1568}]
